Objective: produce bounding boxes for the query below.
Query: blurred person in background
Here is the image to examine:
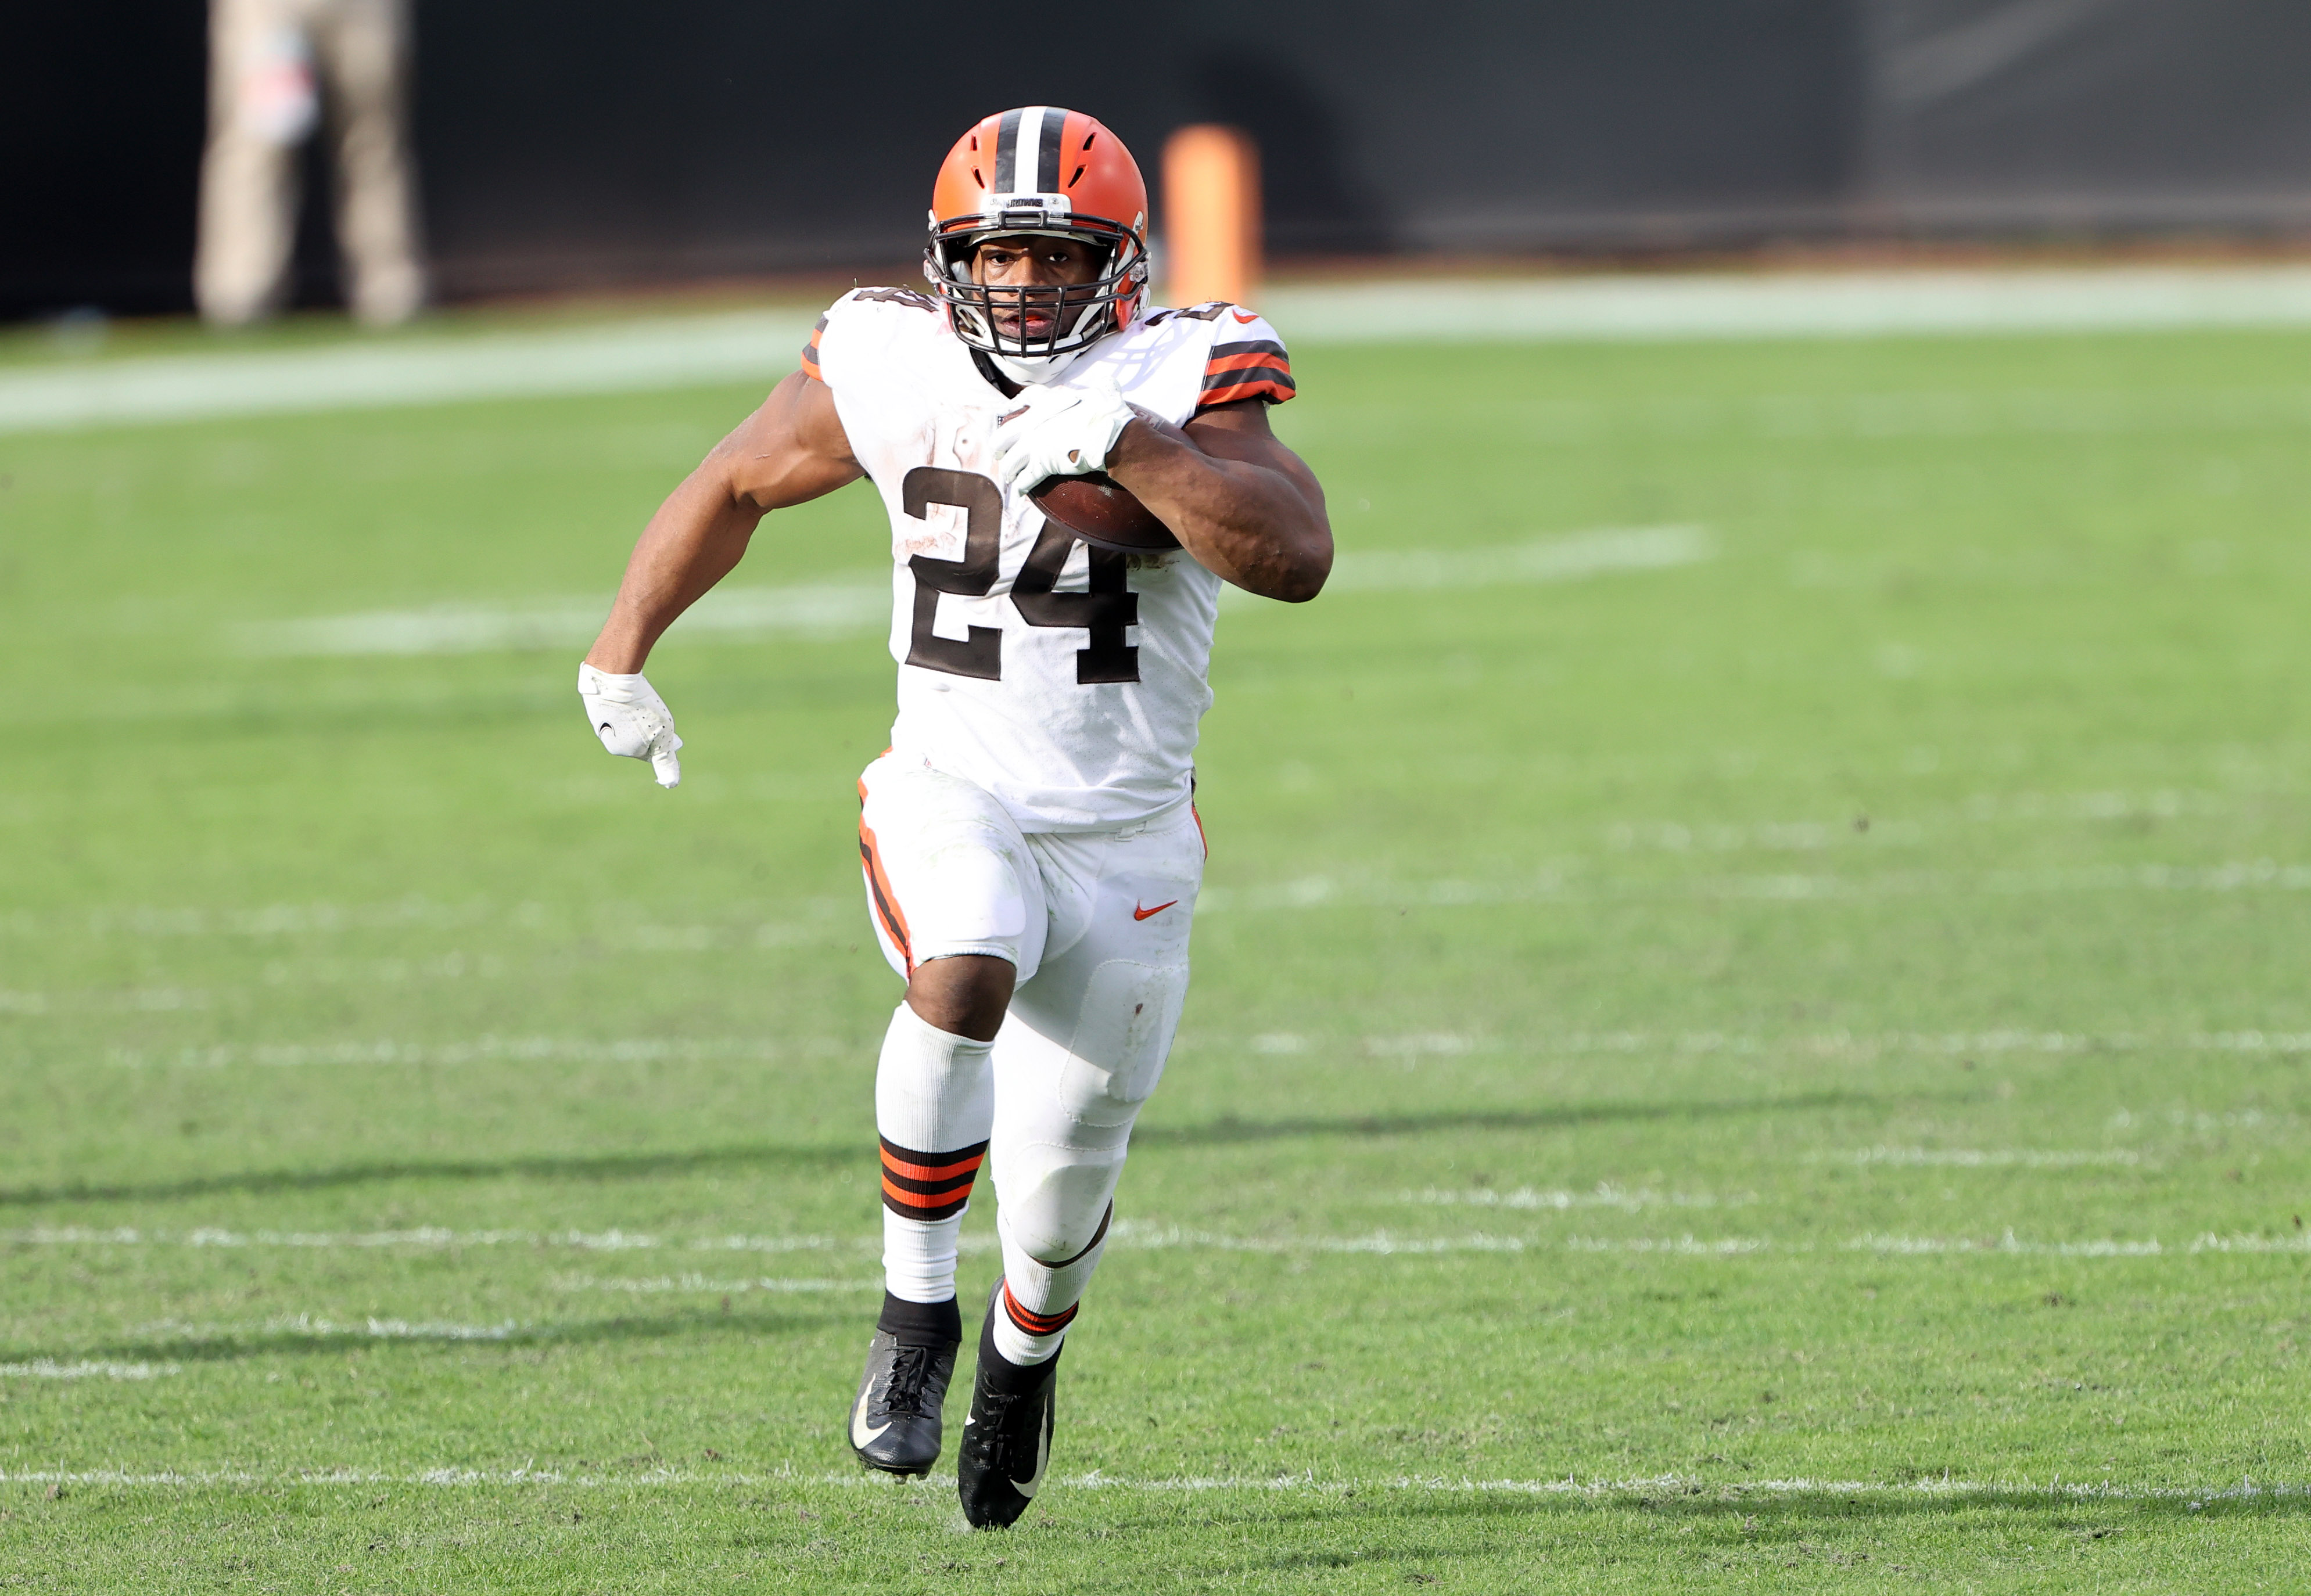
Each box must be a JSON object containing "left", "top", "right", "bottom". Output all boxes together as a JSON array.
[{"left": 195, "top": 0, "right": 425, "bottom": 326}]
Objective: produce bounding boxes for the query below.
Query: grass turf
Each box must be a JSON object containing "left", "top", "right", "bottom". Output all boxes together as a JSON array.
[{"left": 3, "top": 319, "right": 2310, "bottom": 1590}]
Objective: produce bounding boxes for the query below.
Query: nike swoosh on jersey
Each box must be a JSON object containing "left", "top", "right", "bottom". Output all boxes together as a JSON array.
[
  {"left": 851, "top": 1388, "right": 892, "bottom": 1450},
  {"left": 1132, "top": 900, "right": 1179, "bottom": 921}
]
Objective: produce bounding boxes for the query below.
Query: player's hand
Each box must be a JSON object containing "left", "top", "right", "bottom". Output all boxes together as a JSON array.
[
  {"left": 577, "top": 662, "right": 683, "bottom": 788},
  {"left": 991, "top": 382, "right": 1137, "bottom": 497}
]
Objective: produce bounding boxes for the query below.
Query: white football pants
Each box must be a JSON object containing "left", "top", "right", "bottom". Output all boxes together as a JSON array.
[{"left": 858, "top": 751, "right": 1203, "bottom": 1354}]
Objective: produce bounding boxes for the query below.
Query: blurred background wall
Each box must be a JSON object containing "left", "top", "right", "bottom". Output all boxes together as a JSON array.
[{"left": 11, "top": 0, "right": 2311, "bottom": 320}]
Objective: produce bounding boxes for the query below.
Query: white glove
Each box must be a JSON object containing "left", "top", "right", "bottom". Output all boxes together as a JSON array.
[
  {"left": 577, "top": 663, "right": 683, "bottom": 788},
  {"left": 991, "top": 382, "right": 1139, "bottom": 498}
]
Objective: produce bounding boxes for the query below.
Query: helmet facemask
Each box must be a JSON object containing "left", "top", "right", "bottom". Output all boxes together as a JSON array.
[{"left": 925, "top": 201, "right": 1149, "bottom": 368}]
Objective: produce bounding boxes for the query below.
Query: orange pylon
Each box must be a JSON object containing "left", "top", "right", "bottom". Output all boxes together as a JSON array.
[{"left": 1162, "top": 125, "right": 1261, "bottom": 308}]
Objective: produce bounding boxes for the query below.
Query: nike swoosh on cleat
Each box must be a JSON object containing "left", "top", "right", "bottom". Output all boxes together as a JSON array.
[
  {"left": 1230, "top": 311, "right": 1258, "bottom": 323},
  {"left": 851, "top": 1389, "right": 891, "bottom": 1450},
  {"left": 1016, "top": 1412, "right": 1050, "bottom": 1498},
  {"left": 1132, "top": 900, "right": 1178, "bottom": 921}
]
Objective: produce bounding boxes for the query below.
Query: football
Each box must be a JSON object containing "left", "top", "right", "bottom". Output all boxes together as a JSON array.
[{"left": 1027, "top": 405, "right": 1192, "bottom": 553}]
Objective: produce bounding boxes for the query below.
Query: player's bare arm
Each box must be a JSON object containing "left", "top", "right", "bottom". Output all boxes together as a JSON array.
[
  {"left": 1111, "top": 400, "right": 1330, "bottom": 602},
  {"left": 584, "top": 374, "right": 861, "bottom": 674},
  {"left": 970, "top": 234, "right": 1329, "bottom": 602}
]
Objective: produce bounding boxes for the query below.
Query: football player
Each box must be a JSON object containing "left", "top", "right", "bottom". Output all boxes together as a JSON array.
[{"left": 577, "top": 107, "right": 1329, "bottom": 1527}]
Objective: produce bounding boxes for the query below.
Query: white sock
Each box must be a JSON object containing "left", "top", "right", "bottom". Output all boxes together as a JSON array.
[{"left": 874, "top": 1002, "right": 995, "bottom": 1304}]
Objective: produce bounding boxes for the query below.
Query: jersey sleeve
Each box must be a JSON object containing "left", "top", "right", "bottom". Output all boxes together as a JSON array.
[
  {"left": 808, "top": 286, "right": 942, "bottom": 391},
  {"left": 800, "top": 292, "right": 851, "bottom": 385},
  {"left": 1196, "top": 311, "right": 1295, "bottom": 409}
]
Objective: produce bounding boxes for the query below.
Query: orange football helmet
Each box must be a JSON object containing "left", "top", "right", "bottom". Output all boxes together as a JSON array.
[{"left": 925, "top": 107, "right": 1150, "bottom": 364}]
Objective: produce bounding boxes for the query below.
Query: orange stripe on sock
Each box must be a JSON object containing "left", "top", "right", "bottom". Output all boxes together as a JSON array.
[
  {"left": 882, "top": 1174, "right": 973, "bottom": 1212},
  {"left": 1001, "top": 1280, "right": 1078, "bottom": 1336},
  {"left": 881, "top": 1149, "right": 986, "bottom": 1182}
]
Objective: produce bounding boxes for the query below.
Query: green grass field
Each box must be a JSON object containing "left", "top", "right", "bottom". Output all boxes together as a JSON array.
[{"left": 4, "top": 312, "right": 2310, "bottom": 1591}]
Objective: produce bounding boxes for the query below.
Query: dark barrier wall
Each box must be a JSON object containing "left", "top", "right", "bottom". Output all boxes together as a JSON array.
[{"left": 9, "top": 0, "right": 2311, "bottom": 318}]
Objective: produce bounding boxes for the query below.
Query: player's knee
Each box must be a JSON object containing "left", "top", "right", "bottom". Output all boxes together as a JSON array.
[
  {"left": 1002, "top": 1158, "right": 1121, "bottom": 1263},
  {"left": 1056, "top": 961, "right": 1189, "bottom": 1124},
  {"left": 906, "top": 954, "right": 1017, "bottom": 1043}
]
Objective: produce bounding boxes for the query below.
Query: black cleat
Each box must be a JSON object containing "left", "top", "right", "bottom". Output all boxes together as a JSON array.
[
  {"left": 848, "top": 1327, "right": 957, "bottom": 1476},
  {"left": 957, "top": 1281, "right": 1062, "bottom": 1529}
]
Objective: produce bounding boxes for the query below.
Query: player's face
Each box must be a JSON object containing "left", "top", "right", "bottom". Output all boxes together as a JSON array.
[{"left": 970, "top": 235, "right": 1104, "bottom": 343}]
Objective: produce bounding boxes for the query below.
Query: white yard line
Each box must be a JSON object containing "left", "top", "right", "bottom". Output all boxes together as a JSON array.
[
  {"left": 38, "top": 1025, "right": 2311, "bottom": 1070},
  {"left": 1196, "top": 861, "right": 2311, "bottom": 912},
  {"left": 1822, "top": 1147, "right": 2142, "bottom": 1169},
  {"left": 12, "top": 1224, "right": 2294, "bottom": 1263},
  {"left": 0, "top": 1465, "right": 2290, "bottom": 1505},
  {"left": 230, "top": 526, "right": 1710, "bottom": 657},
  {"left": 1404, "top": 1186, "right": 1735, "bottom": 1212},
  {"left": 558, "top": 1274, "right": 878, "bottom": 1294},
  {"left": 13, "top": 267, "right": 2311, "bottom": 436},
  {"left": 1851, "top": 1231, "right": 2311, "bottom": 1257},
  {"left": 233, "top": 575, "right": 891, "bottom": 658},
  {"left": 1, "top": 1226, "right": 852, "bottom": 1252},
  {"left": 0, "top": 1360, "right": 177, "bottom": 1380}
]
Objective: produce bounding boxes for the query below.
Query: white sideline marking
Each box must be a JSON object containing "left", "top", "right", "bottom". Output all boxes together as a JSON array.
[
  {"left": 14, "top": 267, "right": 2311, "bottom": 437},
  {"left": 0, "top": 310, "right": 816, "bottom": 436},
  {"left": 0, "top": 1465, "right": 2291, "bottom": 1506},
  {"left": 1261, "top": 267, "right": 2311, "bottom": 344},
  {"left": 236, "top": 526, "right": 1707, "bottom": 657},
  {"left": 0, "top": 1361, "right": 177, "bottom": 1380}
]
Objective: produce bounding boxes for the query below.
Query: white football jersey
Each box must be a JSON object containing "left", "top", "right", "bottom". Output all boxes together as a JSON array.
[{"left": 807, "top": 289, "right": 1296, "bottom": 832}]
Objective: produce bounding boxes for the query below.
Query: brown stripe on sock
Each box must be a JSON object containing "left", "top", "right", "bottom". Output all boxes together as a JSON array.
[{"left": 1001, "top": 1279, "right": 1079, "bottom": 1336}]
